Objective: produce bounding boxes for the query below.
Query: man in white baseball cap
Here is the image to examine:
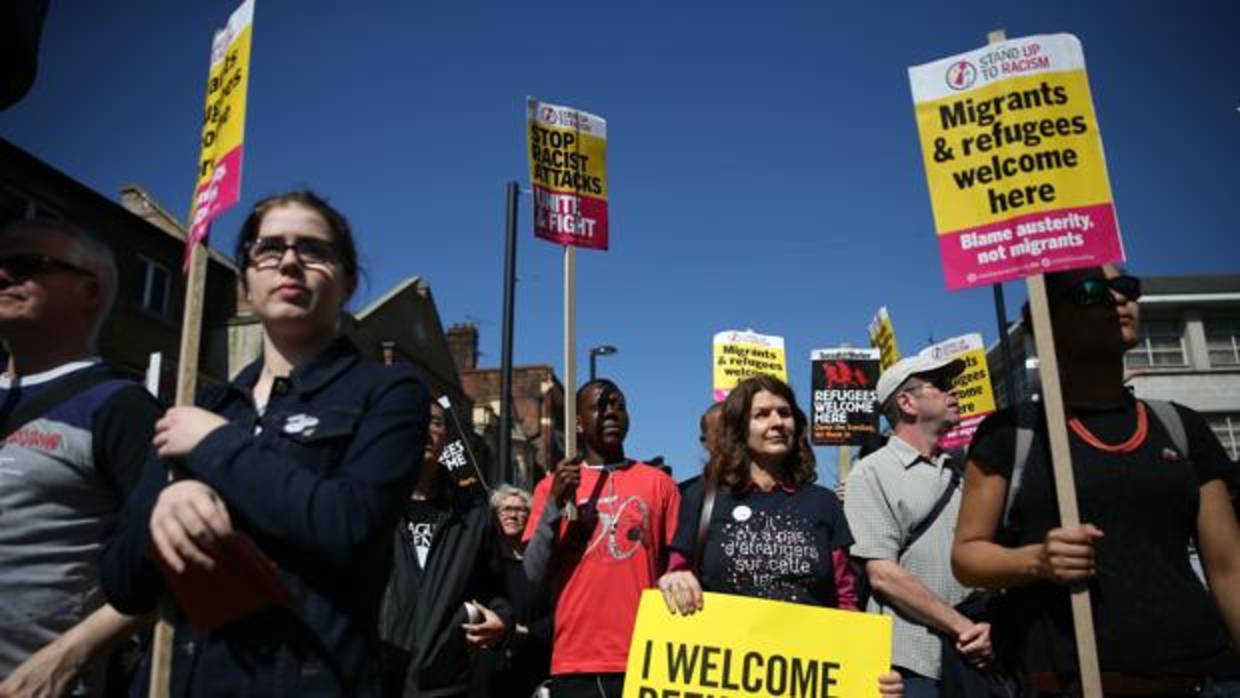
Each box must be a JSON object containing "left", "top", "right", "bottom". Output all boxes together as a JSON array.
[{"left": 843, "top": 354, "right": 992, "bottom": 698}]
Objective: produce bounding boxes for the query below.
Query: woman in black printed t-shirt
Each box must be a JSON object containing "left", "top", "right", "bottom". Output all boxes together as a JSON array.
[{"left": 658, "top": 374, "right": 902, "bottom": 698}]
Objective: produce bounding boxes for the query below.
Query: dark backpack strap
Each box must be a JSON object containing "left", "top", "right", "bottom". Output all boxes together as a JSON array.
[
  {"left": 0, "top": 365, "right": 121, "bottom": 440},
  {"left": 902, "top": 464, "right": 961, "bottom": 556},
  {"left": 694, "top": 475, "right": 718, "bottom": 574}
]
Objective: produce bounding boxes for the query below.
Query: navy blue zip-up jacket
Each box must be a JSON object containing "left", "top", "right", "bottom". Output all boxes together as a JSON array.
[{"left": 100, "top": 338, "right": 430, "bottom": 696}]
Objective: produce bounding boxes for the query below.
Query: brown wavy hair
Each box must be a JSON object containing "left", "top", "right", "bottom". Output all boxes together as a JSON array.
[{"left": 707, "top": 375, "right": 817, "bottom": 495}]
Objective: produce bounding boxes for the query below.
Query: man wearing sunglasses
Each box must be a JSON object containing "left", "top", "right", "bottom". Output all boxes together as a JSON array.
[
  {"left": 844, "top": 355, "right": 993, "bottom": 698},
  {"left": 0, "top": 219, "right": 163, "bottom": 697},
  {"left": 955, "top": 266, "right": 1240, "bottom": 697}
]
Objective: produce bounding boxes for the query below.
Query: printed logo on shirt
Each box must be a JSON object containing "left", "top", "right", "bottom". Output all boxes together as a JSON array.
[
  {"left": 407, "top": 520, "right": 435, "bottom": 550},
  {"left": 719, "top": 511, "right": 823, "bottom": 600},
  {"left": 5, "top": 427, "right": 63, "bottom": 452},
  {"left": 283, "top": 413, "right": 320, "bottom": 436},
  {"left": 582, "top": 494, "right": 650, "bottom": 561}
]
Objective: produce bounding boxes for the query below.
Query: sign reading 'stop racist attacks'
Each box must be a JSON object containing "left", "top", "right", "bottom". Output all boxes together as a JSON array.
[
  {"left": 810, "top": 348, "right": 881, "bottom": 447},
  {"left": 526, "top": 98, "right": 609, "bottom": 250},
  {"left": 909, "top": 34, "right": 1124, "bottom": 290}
]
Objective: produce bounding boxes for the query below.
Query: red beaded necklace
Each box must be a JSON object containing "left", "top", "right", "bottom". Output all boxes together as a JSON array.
[{"left": 1068, "top": 401, "right": 1149, "bottom": 453}]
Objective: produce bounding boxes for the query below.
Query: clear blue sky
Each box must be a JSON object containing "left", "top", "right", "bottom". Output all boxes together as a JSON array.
[{"left": 2, "top": 1, "right": 1236, "bottom": 484}]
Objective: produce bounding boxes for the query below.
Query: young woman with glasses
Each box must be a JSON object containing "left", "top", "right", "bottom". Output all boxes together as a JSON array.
[{"left": 101, "top": 191, "right": 431, "bottom": 696}]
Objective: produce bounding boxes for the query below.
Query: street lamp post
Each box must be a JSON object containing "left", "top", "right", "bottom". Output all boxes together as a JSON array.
[{"left": 588, "top": 345, "right": 617, "bottom": 381}]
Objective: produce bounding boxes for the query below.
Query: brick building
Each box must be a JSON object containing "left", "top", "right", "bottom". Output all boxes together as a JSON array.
[{"left": 447, "top": 323, "right": 565, "bottom": 489}]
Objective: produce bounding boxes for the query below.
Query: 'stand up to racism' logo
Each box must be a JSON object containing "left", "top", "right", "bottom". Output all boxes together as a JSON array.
[
  {"left": 945, "top": 60, "right": 978, "bottom": 90},
  {"left": 541, "top": 106, "right": 558, "bottom": 124}
]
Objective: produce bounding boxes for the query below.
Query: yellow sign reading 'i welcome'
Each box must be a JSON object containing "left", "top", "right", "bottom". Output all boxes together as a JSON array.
[{"left": 624, "top": 591, "right": 892, "bottom": 698}]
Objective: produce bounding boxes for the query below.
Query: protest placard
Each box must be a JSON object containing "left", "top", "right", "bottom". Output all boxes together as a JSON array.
[
  {"left": 625, "top": 590, "right": 892, "bottom": 698},
  {"left": 909, "top": 34, "right": 1124, "bottom": 290},
  {"left": 157, "top": 4, "right": 256, "bottom": 690},
  {"left": 867, "top": 307, "right": 901, "bottom": 371},
  {"left": 187, "top": 0, "right": 253, "bottom": 256},
  {"left": 911, "top": 32, "right": 1120, "bottom": 696},
  {"left": 810, "top": 348, "right": 880, "bottom": 447},
  {"left": 919, "top": 333, "right": 996, "bottom": 450},
  {"left": 527, "top": 98, "right": 609, "bottom": 250},
  {"left": 713, "top": 331, "right": 787, "bottom": 402}
]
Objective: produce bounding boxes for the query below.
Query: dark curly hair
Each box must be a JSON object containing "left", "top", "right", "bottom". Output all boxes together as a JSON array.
[{"left": 706, "top": 375, "right": 816, "bottom": 495}]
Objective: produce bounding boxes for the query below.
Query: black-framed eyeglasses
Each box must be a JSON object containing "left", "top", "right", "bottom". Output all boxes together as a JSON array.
[
  {"left": 1057, "top": 275, "right": 1141, "bottom": 308},
  {"left": 246, "top": 237, "right": 338, "bottom": 269},
  {"left": 0, "top": 254, "right": 95, "bottom": 279}
]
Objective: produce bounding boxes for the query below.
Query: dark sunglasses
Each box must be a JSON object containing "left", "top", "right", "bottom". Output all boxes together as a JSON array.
[
  {"left": 0, "top": 254, "right": 95, "bottom": 279},
  {"left": 1058, "top": 275, "right": 1141, "bottom": 307},
  {"left": 908, "top": 373, "right": 957, "bottom": 394},
  {"left": 246, "top": 237, "right": 338, "bottom": 269}
]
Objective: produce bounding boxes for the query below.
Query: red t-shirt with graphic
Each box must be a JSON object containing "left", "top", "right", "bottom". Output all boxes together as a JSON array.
[{"left": 523, "top": 461, "right": 680, "bottom": 675}]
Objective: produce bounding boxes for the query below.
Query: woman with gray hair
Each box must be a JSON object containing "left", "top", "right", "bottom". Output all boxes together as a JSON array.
[
  {"left": 470, "top": 484, "right": 553, "bottom": 698},
  {"left": 490, "top": 484, "right": 532, "bottom": 559}
]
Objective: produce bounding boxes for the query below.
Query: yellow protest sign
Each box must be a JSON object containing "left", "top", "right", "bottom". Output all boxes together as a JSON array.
[
  {"left": 625, "top": 590, "right": 892, "bottom": 698},
  {"left": 712, "top": 330, "right": 787, "bottom": 402},
  {"left": 920, "top": 333, "right": 996, "bottom": 450},
  {"left": 527, "top": 98, "right": 609, "bottom": 250},
  {"left": 187, "top": 0, "right": 253, "bottom": 251},
  {"left": 909, "top": 34, "right": 1124, "bottom": 290},
  {"left": 866, "top": 307, "right": 901, "bottom": 371}
]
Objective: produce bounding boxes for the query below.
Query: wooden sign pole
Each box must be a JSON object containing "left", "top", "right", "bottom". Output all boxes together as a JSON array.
[
  {"left": 1025, "top": 274, "right": 1103, "bottom": 698},
  {"left": 148, "top": 236, "right": 209, "bottom": 698},
  {"left": 987, "top": 27, "right": 1102, "bottom": 698},
  {"left": 838, "top": 445, "right": 852, "bottom": 483},
  {"left": 562, "top": 245, "right": 579, "bottom": 520}
]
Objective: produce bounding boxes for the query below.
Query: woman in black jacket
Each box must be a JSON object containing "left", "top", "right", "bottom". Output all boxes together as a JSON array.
[
  {"left": 469, "top": 485, "right": 553, "bottom": 698},
  {"left": 101, "top": 191, "right": 430, "bottom": 696},
  {"left": 378, "top": 400, "right": 511, "bottom": 698}
]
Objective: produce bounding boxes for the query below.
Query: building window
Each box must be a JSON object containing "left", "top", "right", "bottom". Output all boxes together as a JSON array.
[
  {"left": 1205, "top": 316, "right": 1240, "bottom": 368},
  {"left": 134, "top": 256, "right": 170, "bottom": 317},
  {"left": 1125, "top": 318, "right": 1188, "bottom": 369},
  {"left": 1208, "top": 413, "right": 1240, "bottom": 461}
]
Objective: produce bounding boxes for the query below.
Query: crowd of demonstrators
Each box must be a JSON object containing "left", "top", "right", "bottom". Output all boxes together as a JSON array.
[
  {"left": 658, "top": 375, "right": 903, "bottom": 697},
  {"left": 954, "top": 265, "right": 1240, "bottom": 698},
  {"left": 2, "top": 202, "right": 1237, "bottom": 698},
  {"left": 522, "top": 379, "right": 680, "bottom": 698},
  {"left": 468, "top": 485, "right": 553, "bottom": 698},
  {"left": 378, "top": 398, "right": 509, "bottom": 698},
  {"left": 99, "top": 191, "right": 432, "bottom": 696},
  {"left": 844, "top": 354, "right": 994, "bottom": 698},
  {"left": 0, "top": 220, "right": 162, "bottom": 697}
]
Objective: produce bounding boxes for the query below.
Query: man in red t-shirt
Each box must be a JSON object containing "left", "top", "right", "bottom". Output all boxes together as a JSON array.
[{"left": 523, "top": 379, "right": 680, "bottom": 698}]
